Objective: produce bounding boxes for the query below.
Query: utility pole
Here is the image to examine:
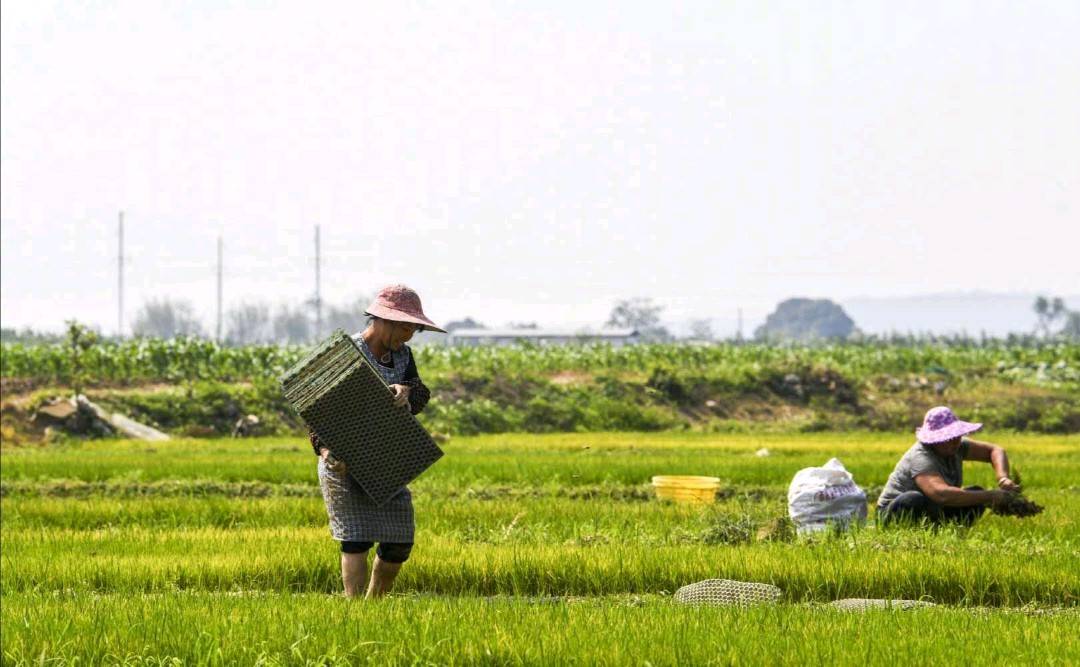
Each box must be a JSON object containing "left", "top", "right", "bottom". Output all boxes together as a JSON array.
[
  {"left": 216, "top": 235, "right": 223, "bottom": 342},
  {"left": 314, "top": 225, "right": 322, "bottom": 339},
  {"left": 117, "top": 211, "right": 124, "bottom": 337},
  {"left": 736, "top": 307, "right": 743, "bottom": 342}
]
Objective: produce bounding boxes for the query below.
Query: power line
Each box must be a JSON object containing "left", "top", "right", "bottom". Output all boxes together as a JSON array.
[
  {"left": 216, "top": 234, "right": 223, "bottom": 342},
  {"left": 117, "top": 211, "right": 124, "bottom": 337},
  {"left": 314, "top": 225, "right": 322, "bottom": 339}
]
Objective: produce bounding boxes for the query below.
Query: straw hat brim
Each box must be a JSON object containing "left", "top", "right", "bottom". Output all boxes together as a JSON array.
[
  {"left": 365, "top": 304, "right": 447, "bottom": 334},
  {"left": 916, "top": 420, "right": 982, "bottom": 445}
]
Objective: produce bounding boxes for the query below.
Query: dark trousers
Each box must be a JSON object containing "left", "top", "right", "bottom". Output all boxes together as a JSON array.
[
  {"left": 878, "top": 486, "right": 987, "bottom": 527},
  {"left": 340, "top": 541, "right": 413, "bottom": 563}
]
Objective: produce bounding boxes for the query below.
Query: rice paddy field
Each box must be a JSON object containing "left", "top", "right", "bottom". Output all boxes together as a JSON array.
[{"left": 2, "top": 431, "right": 1078, "bottom": 665}]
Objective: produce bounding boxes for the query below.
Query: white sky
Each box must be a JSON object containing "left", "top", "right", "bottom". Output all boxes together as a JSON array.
[{"left": 2, "top": 1, "right": 1079, "bottom": 335}]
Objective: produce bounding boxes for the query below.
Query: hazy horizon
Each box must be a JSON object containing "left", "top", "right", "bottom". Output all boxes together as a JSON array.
[{"left": 4, "top": 2, "right": 1079, "bottom": 336}]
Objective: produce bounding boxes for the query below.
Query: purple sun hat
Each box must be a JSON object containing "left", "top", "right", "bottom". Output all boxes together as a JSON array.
[{"left": 916, "top": 406, "right": 982, "bottom": 445}]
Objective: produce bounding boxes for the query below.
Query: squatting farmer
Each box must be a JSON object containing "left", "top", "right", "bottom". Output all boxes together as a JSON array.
[
  {"left": 876, "top": 406, "right": 1019, "bottom": 527},
  {"left": 308, "top": 285, "right": 446, "bottom": 597}
]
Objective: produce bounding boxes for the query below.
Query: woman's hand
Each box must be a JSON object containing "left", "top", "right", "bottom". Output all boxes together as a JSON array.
[
  {"left": 389, "top": 384, "right": 411, "bottom": 409},
  {"left": 997, "top": 476, "right": 1021, "bottom": 492},
  {"left": 320, "top": 447, "right": 347, "bottom": 474},
  {"left": 988, "top": 489, "right": 1017, "bottom": 507}
]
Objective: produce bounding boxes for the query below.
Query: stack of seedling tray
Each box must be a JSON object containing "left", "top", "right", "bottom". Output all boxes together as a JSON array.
[{"left": 280, "top": 329, "right": 443, "bottom": 506}]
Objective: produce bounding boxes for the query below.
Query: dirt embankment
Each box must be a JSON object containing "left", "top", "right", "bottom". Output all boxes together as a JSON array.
[{"left": 2, "top": 370, "right": 1077, "bottom": 445}]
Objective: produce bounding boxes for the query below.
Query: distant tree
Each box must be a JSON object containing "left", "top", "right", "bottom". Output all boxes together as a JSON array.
[
  {"left": 606, "top": 298, "right": 671, "bottom": 341},
  {"left": 132, "top": 298, "right": 203, "bottom": 339},
  {"left": 1034, "top": 296, "right": 1067, "bottom": 337},
  {"left": 688, "top": 319, "right": 715, "bottom": 341},
  {"left": 64, "top": 320, "right": 99, "bottom": 395},
  {"left": 324, "top": 296, "right": 370, "bottom": 334},
  {"left": 1062, "top": 311, "right": 1080, "bottom": 340},
  {"left": 225, "top": 302, "right": 271, "bottom": 345},
  {"left": 445, "top": 317, "right": 485, "bottom": 332},
  {"left": 0, "top": 327, "right": 64, "bottom": 344},
  {"left": 755, "top": 298, "right": 856, "bottom": 342},
  {"left": 272, "top": 305, "right": 311, "bottom": 344}
]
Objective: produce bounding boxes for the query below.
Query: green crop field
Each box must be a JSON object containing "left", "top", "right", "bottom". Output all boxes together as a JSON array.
[
  {"left": 6, "top": 340, "right": 1079, "bottom": 441},
  {"left": 4, "top": 337, "right": 1078, "bottom": 387},
  {"left": 2, "top": 431, "right": 1077, "bottom": 664}
]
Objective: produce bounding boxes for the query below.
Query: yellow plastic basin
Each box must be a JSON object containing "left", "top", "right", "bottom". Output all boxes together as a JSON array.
[{"left": 651, "top": 475, "right": 721, "bottom": 504}]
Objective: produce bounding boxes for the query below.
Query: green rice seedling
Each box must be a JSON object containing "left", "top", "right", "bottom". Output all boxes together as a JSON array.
[
  {"left": 2, "top": 431, "right": 1077, "bottom": 664},
  {"left": 990, "top": 466, "right": 1046, "bottom": 518},
  {"left": 2, "top": 593, "right": 1077, "bottom": 666}
]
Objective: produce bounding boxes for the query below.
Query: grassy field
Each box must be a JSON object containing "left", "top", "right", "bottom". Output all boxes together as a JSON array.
[{"left": 2, "top": 432, "right": 1078, "bottom": 664}]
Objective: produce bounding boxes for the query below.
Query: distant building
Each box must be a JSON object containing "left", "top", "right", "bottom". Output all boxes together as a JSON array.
[{"left": 446, "top": 328, "right": 640, "bottom": 347}]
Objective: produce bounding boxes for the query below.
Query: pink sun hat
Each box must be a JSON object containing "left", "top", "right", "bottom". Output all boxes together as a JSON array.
[
  {"left": 364, "top": 285, "right": 447, "bottom": 333},
  {"left": 916, "top": 406, "right": 982, "bottom": 445}
]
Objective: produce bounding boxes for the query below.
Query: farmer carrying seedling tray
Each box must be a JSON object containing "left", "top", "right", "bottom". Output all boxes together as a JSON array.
[{"left": 280, "top": 285, "right": 446, "bottom": 598}]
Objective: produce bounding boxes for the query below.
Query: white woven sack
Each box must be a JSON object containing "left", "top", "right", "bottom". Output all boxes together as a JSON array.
[{"left": 787, "top": 458, "right": 868, "bottom": 535}]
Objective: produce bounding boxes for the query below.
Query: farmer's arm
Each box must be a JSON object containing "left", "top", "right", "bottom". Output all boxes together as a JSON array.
[
  {"left": 404, "top": 380, "right": 430, "bottom": 415},
  {"left": 915, "top": 473, "right": 1003, "bottom": 507},
  {"left": 964, "top": 439, "right": 1018, "bottom": 490},
  {"left": 309, "top": 429, "right": 347, "bottom": 471},
  {"left": 400, "top": 348, "right": 431, "bottom": 415}
]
